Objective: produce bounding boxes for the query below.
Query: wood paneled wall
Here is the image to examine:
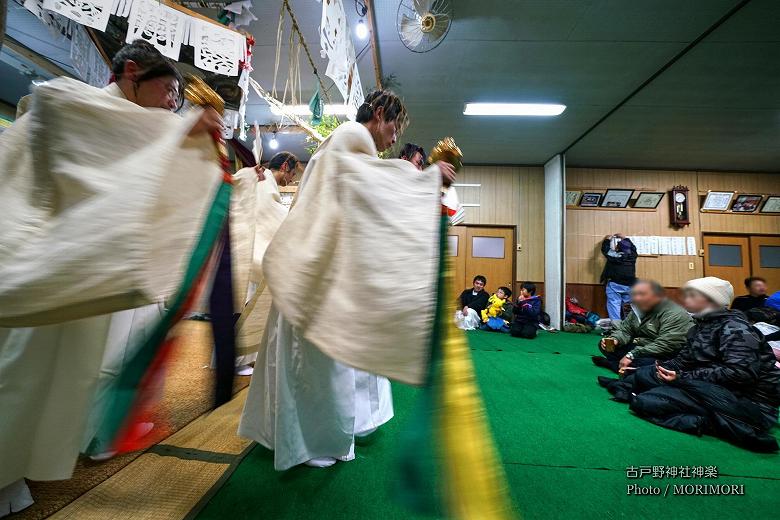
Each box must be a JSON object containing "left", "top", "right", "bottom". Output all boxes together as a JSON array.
[
  {"left": 566, "top": 168, "right": 780, "bottom": 287},
  {"left": 456, "top": 165, "right": 545, "bottom": 282}
]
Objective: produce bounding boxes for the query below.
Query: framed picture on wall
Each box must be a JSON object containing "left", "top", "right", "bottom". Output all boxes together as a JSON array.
[
  {"left": 760, "top": 195, "right": 780, "bottom": 214},
  {"left": 600, "top": 189, "right": 634, "bottom": 208},
  {"left": 633, "top": 191, "right": 665, "bottom": 209},
  {"left": 701, "top": 191, "right": 734, "bottom": 212},
  {"left": 731, "top": 194, "right": 763, "bottom": 213},
  {"left": 565, "top": 190, "right": 581, "bottom": 206},
  {"left": 579, "top": 192, "right": 602, "bottom": 207}
]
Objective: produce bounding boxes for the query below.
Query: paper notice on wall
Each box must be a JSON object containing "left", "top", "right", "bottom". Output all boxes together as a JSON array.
[
  {"left": 658, "top": 237, "right": 671, "bottom": 256},
  {"left": 647, "top": 236, "right": 659, "bottom": 255},
  {"left": 687, "top": 236, "right": 697, "bottom": 256},
  {"left": 671, "top": 237, "right": 686, "bottom": 256}
]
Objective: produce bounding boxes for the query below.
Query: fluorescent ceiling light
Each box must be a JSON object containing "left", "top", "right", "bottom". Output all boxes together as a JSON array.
[
  {"left": 270, "top": 104, "right": 356, "bottom": 117},
  {"left": 463, "top": 103, "right": 566, "bottom": 116}
]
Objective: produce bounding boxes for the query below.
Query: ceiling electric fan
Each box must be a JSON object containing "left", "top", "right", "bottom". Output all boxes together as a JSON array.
[{"left": 396, "top": 0, "right": 453, "bottom": 53}]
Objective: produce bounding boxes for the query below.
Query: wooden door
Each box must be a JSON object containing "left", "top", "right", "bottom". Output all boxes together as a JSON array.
[
  {"left": 464, "top": 226, "right": 515, "bottom": 295},
  {"left": 703, "top": 235, "right": 751, "bottom": 293},
  {"left": 447, "top": 226, "right": 467, "bottom": 299},
  {"left": 749, "top": 235, "right": 780, "bottom": 291}
]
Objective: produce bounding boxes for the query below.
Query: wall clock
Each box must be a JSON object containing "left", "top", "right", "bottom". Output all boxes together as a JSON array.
[{"left": 669, "top": 186, "right": 690, "bottom": 228}]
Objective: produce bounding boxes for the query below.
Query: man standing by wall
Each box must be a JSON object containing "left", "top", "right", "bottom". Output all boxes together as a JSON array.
[{"left": 601, "top": 234, "right": 638, "bottom": 320}]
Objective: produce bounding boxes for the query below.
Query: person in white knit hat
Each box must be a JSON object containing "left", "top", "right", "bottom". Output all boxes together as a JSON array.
[{"left": 600, "top": 276, "right": 780, "bottom": 452}]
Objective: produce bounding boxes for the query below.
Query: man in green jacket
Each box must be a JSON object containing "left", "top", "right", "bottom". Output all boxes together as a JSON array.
[{"left": 592, "top": 280, "right": 693, "bottom": 374}]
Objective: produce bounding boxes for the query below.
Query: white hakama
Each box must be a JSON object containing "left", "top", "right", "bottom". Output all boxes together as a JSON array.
[
  {"left": 238, "top": 306, "right": 393, "bottom": 470},
  {"left": 81, "top": 303, "right": 165, "bottom": 452},
  {"left": 0, "top": 303, "right": 164, "bottom": 488}
]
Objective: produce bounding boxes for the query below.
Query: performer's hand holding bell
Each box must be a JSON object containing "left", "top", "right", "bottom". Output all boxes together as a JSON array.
[
  {"left": 437, "top": 161, "right": 456, "bottom": 187},
  {"left": 189, "top": 106, "right": 225, "bottom": 137}
]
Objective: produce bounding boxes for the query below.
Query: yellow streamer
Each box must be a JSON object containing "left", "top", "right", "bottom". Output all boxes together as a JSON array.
[{"left": 438, "top": 239, "right": 517, "bottom": 519}]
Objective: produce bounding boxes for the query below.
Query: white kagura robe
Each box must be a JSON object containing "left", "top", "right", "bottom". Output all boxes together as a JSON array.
[
  {"left": 229, "top": 167, "right": 289, "bottom": 364},
  {"left": 0, "top": 79, "right": 220, "bottom": 488},
  {"left": 238, "top": 122, "right": 442, "bottom": 469}
]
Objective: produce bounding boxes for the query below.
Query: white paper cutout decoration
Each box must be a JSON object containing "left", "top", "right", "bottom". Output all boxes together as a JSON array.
[
  {"left": 319, "top": 0, "right": 363, "bottom": 111},
  {"left": 125, "top": 0, "right": 188, "bottom": 60},
  {"left": 320, "top": 0, "right": 353, "bottom": 101},
  {"left": 25, "top": 0, "right": 73, "bottom": 38},
  {"left": 191, "top": 18, "right": 243, "bottom": 76},
  {"left": 43, "top": 0, "right": 113, "bottom": 31},
  {"left": 346, "top": 63, "right": 363, "bottom": 120},
  {"left": 70, "top": 24, "right": 111, "bottom": 87}
]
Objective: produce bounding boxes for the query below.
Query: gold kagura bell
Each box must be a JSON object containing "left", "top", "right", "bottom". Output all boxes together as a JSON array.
[
  {"left": 428, "top": 136, "right": 463, "bottom": 172},
  {"left": 184, "top": 75, "right": 225, "bottom": 115}
]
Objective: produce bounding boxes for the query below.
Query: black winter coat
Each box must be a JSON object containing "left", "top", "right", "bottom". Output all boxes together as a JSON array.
[
  {"left": 600, "top": 239, "right": 637, "bottom": 286},
  {"left": 459, "top": 289, "right": 489, "bottom": 314},
  {"left": 663, "top": 310, "right": 780, "bottom": 408}
]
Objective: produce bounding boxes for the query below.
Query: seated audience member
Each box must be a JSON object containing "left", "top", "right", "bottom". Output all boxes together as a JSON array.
[
  {"left": 767, "top": 290, "right": 780, "bottom": 313},
  {"left": 510, "top": 282, "right": 542, "bottom": 339},
  {"left": 480, "top": 287, "right": 514, "bottom": 333},
  {"left": 601, "top": 234, "right": 637, "bottom": 321},
  {"left": 592, "top": 280, "right": 693, "bottom": 374},
  {"left": 455, "top": 275, "right": 489, "bottom": 330},
  {"left": 481, "top": 286, "right": 512, "bottom": 323},
  {"left": 749, "top": 290, "right": 780, "bottom": 357},
  {"left": 731, "top": 276, "right": 769, "bottom": 313},
  {"left": 600, "top": 277, "right": 780, "bottom": 452}
]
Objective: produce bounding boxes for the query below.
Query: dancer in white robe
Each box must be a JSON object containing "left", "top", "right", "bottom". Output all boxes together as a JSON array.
[
  {"left": 238, "top": 90, "right": 456, "bottom": 469},
  {"left": 229, "top": 153, "right": 299, "bottom": 375},
  {"left": 0, "top": 41, "right": 224, "bottom": 516}
]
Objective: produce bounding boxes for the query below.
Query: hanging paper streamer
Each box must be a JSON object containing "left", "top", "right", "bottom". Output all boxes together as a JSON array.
[
  {"left": 70, "top": 24, "right": 111, "bottom": 86},
  {"left": 191, "top": 18, "right": 245, "bottom": 76},
  {"left": 28, "top": 0, "right": 248, "bottom": 79},
  {"left": 43, "top": 0, "right": 113, "bottom": 31},
  {"left": 308, "top": 85, "right": 323, "bottom": 125},
  {"left": 25, "top": 0, "right": 73, "bottom": 38},
  {"left": 236, "top": 35, "right": 253, "bottom": 140},
  {"left": 221, "top": 0, "right": 256, "bottom": 29},
  {"left": 346, "top": 64, "right": 363, "bottom": 120},
  {"left": 125, "top": 0, "right": 189, "bottom": 60},
  {"left": 319, "top": 0, "right": 362, "bottom": 113},
  {"left": 320, "top": 0, "right": 362, "bottom": 117}
]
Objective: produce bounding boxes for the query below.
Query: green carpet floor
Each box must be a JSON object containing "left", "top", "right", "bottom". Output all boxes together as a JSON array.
[{"left": 195, "top": 331, "right": 780, "bottom": 520}]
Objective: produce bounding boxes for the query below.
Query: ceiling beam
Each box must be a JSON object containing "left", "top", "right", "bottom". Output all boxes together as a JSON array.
[{"left": 365, "top": 0, "right": 383, "bottom": 89}]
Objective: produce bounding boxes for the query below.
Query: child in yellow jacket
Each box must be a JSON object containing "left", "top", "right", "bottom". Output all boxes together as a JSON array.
[{"left": 481, "top": 286, "right": 512, "bottom": 323}]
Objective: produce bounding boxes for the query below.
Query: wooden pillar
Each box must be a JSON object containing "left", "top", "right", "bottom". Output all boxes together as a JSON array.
[{"left": 544, "top": 154, "right": 566, "bottom": 329}]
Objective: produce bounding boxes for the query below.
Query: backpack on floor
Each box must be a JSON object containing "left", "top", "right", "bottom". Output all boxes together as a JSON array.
[{"left": 585, "top": 311, "right": 601, "bottom": 327}]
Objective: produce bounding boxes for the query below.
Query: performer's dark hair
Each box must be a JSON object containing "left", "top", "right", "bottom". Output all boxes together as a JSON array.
[
  {"left": 399, "top": 143, "right": 425, "bottom": 161},
  {"left": 268, "top": 152, "right": 300, "bottom": 172},
  {"left": 356, "top": 89, "right": 409, "bottom": 132},
  {"left": 112, "top": 40, "right": 184, "bottom": 92},
  {"left": 473, "top": 275, "right": 487, "bottom": 284},
  {"left": 521, "top": 282, "right": 536, "bottom": 296},
  {"left": 498, "top": 286, "right": 512, "bottom": 298}
]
